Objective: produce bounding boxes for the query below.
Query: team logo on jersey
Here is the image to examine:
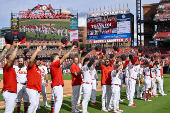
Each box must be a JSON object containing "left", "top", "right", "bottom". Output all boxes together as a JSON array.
[
  {"left": 134, "top": 68, "right": 137, "bottom": 72},
  {"left": 18, "top": 69, "right": 27, "bottom": 74}
]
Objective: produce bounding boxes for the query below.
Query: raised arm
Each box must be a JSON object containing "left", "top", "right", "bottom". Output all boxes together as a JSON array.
[
  {"left": 78, "top": 50, "right": 83, "bottom": 64},
  {"left": 7, "top": 42, "right": 20, "bottom": 68},
  {"left": 116, "top": 64, "right": 123, "bottom": 73},
  {"left": 0, "top": 44, "right": 11, "bottom": 62},
  {"left": 87, "top": 52, "right": 99, "bottom": 68},
  {"left": 58, "top": 44, "right": 65, "bottom": 57},
  {"left": 29, "top": 46, "right": 42, "bottom": 67},
  {"left": 99, "top": 54, "right": 105, "bottom": 68},
  {"left": 60, "top": 45, "right": 75, "bottom": 64}
]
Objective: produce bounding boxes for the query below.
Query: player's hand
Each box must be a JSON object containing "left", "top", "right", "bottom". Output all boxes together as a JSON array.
[
  {"left": 36, "top": 46, "right": 42, "bottom": 52},
  {"left": 45, "top": 83, "right": 48, "bottom": 87},
  {"left": 115, "top": 51, "right": 117, "bottom": 54},
  {"left": 95, "top": 52, "right": 100, "bottom": 56},
  {"left": 80, "top": 50, "right": 83, "bottom": 54},
  {"left": 5, "top": 44, "right": 11, "bottom": 50},
  {"left": 16, "top": 42, "right": 21, "bottom": 48},
  {"left": 71, "top": 45, "right": 76, "bottom": 50},
  {"left": 60, "top": 44, "right": 65, "bottom": 49}
]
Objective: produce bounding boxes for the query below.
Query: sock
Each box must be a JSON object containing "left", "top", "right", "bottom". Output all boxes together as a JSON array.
[
  {"left": 17, "top": 102, "right": 21, "bottom": 113},
  {"left": 24, "top": 102, "right": 29, "bottom": 113},
  {"left": 51, "top": 101, "right": 54, "bottom": 113},
  {"left": 147, "top": 90, "right": 149, "bottom": 100}
]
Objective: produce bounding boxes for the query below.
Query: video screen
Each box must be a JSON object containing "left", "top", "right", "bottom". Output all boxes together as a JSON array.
[{"left": 19, "top": 19, "right": 70, "bottom": 40}]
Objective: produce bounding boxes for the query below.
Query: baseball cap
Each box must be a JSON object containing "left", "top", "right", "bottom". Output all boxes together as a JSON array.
[
  {"left": 120, "top": 54, "right": 127, "bottom": 61},
  {"left": 23, "top": 49, "right": 29, "bottom": 54},
  {"left": 17, "top": 32, "right": 26, "bottom": 44},
  {"left": 129, "top": 54, "right": 134, "bottom": 60},
  {"left": 145, "top": 54, "right": 149, "bottom": 58},
  {"left": 102, "top": 48, "right": 106, "bottom": 55},
  {"left": 161, "top": 55, "right": 166, "bottom": 59},
  {"left": 110, "top": 54, "right": 114, "bottom": 58},
  {"left": 95, "top": 45, "right": 101, "bottom": 53},
  {"left": 113, "top": 45, "right": 120, "bottom": 52},
  {"left": 138, "top": 47, "right": 144, "bottom": 54},
  {"left": 72, "top": 41, "right": 79, "bottom": 49},
  {"left": 80, "top": 44, "right": 85, "bottom": 51},
  {"left": 4, "top": 32, "right": 14, "bottom": 45},
  {"left": 61, "top": 37, "right": 68, "bottom": 45}
]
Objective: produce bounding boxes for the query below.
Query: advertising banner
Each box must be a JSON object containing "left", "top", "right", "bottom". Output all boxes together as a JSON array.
[
  {"left": 70, "top": 30, "right": 78, "bottom": 41},
  {"left": 70, "top": 19, "right": 78, "bottom": 30}
]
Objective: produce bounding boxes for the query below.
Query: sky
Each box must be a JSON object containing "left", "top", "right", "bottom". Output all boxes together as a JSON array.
[{"left": 0, "top": 0, "right": 160, "bottom": 38}]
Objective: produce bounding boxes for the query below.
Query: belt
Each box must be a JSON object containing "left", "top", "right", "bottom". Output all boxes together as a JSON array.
[
  {"left": 84, "top": 82, "right": 92, "bottom": 85},
  {"left": 146, "top": 75, "right": 150, "bottom": 76},
  {"left": 17, "top": 83, "right": 27, "bottom": 85},
  {"left": 131, "top": 77, "right": 137, "bottom": 80},
  {"left": 114, "top": 84, "right": 120, "bottom": 87},
  {"left": 92, "top": 79, "right": 95, "bottom": 80}
]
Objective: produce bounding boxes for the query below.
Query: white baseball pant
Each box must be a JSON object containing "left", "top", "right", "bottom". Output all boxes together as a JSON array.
[
  {"left": 159, "top": 78, "right": 165, "bottom": 94},
  {"left": 101, "top": 85, "right": 112, "bottom": 110},
  {"left": 3, "top": 91, "right": 17, "bottom": 113},
  {"left": 135, "top": 80, "right": 140, "bottom": 98},
  {"left": 82, "top": 83, "right": 92, "bottom": 113},
  {"left": 17, "top": 83, "right": 29, "bottom": 102},
  {"left": 111, "top": 85, "right": 120, "bottom": 112},
  {"left": 151, "top": 78, "right": 156, "bottom": 95},
  {"left": 91, "top": 79, "right": 97, "bottom": 103},
  {"left": 125, "top": 77, "right": 130, "bottom": 99},
  {"left": 52, "top": 85, "right": 63, "bottom": 113},
  {"left": 129, "top": 79, "right": 136, "bottom": 105},
  {"left": 39, "top": 82, "right": 48, "bottom": 106},
  {"left": 26, "top": 88, "right": 40, "bottom": 113},
  {"left": 77, "top": 85, "right": 83, "bottom": 105},
  {"left": 72, "top": 85, "right": 81, "bottom": 109}
]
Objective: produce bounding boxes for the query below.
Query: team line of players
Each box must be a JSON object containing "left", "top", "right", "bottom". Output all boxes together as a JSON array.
[{"left": 1, "top": 43, "right": 167, "bottom": 113}]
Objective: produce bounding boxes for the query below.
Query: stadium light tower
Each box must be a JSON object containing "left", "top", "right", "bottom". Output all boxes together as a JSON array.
[{"left": 136, "top": 0, "right": 142, "bottom": 46}]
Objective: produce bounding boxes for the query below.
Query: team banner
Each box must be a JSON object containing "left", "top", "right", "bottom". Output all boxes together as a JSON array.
[
  {"left": 87, "top": 33, "right": 131, "bottom": 40},
  {"left": 70, "top": 19, "right": 78, "bottom": 30},
  {"left": 70, "top": 30, "right": 78, "bottom": 41},
  {"left": 87, "top": 21, "right": 116, "bottom": 30}
]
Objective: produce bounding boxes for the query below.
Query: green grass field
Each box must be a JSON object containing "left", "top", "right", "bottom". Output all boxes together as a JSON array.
[
  {"left": 19, "top": 19, "right": 70, "bottom": 40},
  {"left": 0, "top": 74, "right": 170, "bottom": 113}
]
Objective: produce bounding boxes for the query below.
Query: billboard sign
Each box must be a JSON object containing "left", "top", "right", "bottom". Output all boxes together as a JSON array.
[
  {"left": 87, "top": 13, "right": 131, "bottom": 42},
  {"left": 70, "top": 30, "right": 78, "bottom": 41},
  {"left": 70, "top": 19, "right": 78, "bottom": 30}
]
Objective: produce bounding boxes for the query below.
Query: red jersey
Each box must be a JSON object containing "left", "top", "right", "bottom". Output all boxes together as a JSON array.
[
  {"left": 26, "top": 64, "right": 42, "bottom": 92},
  {"left": 70, "top": 63, "right": 82, "bottom": 86},
  {"left": 100, "top": 65, "right": 113, "bottom": 85},
  {"left": 50, "top": 60, "right": 64, "bottom": 88},
  {"left": 2, "top": 64, "right": 17, "bottom": 93}
]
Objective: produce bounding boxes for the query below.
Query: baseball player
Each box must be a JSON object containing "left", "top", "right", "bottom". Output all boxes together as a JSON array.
[
  {"left": 38, "top": 59, "right": 50, "bottom": 109},
  {"left": 2, "top": 42, "right": 20, "bottom": 113},
  {"left": 151, "top": 63, "right": 157, "bottom": 97},
  {"left": 81, "top": 53, "right": 98, "bottom": 113},
  {"left": 70, "top": 55, "right": 82, "bottom": 113},
  {"left": 90, "top": 58, "right": 98, "bottom": 106},
  {"left": 143, "top": 61, "right": 152, "bottom": 101},
  {"left": 26, "top": 46, "right": 42, "bottom": 113},
  {"left": 128, "top": 56, "right": 139, "bottom": 106},
  {"left": 50, "top": 45, "right": 76, "bottom": 113},
  {"left": 13, "top": 57, "right": 29, "bottom": 113},
  {"left": 134, "top": 61, "right": 141, "bottom": 99},
  {"left": 99, "top": 54, "right": 113, "bottom": 112}
]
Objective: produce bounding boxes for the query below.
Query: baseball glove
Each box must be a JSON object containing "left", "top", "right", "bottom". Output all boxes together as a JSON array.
[
  {"left": 156, "top": 79, "right": 159, "bottom": 83},
  {"left": 140, "top": 79, "right": 144, "bottom": 84}
]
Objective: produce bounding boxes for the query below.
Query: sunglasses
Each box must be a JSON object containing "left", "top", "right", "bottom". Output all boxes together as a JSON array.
[{"left": 105, "top": 61, "right": 110, "bottom": 63}]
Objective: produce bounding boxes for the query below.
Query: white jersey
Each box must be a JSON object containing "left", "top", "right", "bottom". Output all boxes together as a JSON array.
[
  {"left": 82, "top": 64, "right": 92, "bottom": 84},
  {"left": 143, "top": 67, "right": 151, "bottom": 80},
  {"left": 128, "top": 63, "right": 138, "bottom": 79},
  {"left": 155, "top": 66, "right": 161, "bottom": 77},
  {"left": 90, "top": 65, "right": 98, "bottom": 80},
  {"left": 151, "top": 68, "right": 156, "bottom": 78},
  {"left": 38, "top": 65, "right": 48, "bottom": 82},
  {"left": 124, "top": 66, "right": 129, "bottom": 78},
  {"left": 13, "top": 65, "right": 27, "bottom": 84},
  {"left": 111, "top": 70, "right": 122, "bottom": 85}
]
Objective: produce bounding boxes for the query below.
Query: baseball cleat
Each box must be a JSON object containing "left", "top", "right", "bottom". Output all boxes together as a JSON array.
[
  {"left": 162, "top": 94, "right": 167, "bottom": 96},
  {"left": 76, "top": 103, "right": 82, "bottom": 107},
  {"left": 71, "top": 108, "right": 81, "bottom": 113},
  {"left": 37, "top": 106, "right": 41, "bottom": 109},
  {"left": 146, "top": 99, "right": 152, "bottom": 101},
  {"left": 128, "top": 103, "right": 136, "bottom": 107},
  {"left": 150, "top": 95, "right": 154, "bottom": 97},
  {"left": 91, "top": 103, "right": 98, "bottom": 106},
  {"left": 101, "top": 109, "right": 108, "bottom": 112},
  {"left": 119, "top": 100, "right": 124, "bottom": 103},
  {"left": 44, "top": 104, "right": 51, "bottom": 108},
  {"left": 118, "top": 108, "right": 123, "bottom": 112}
]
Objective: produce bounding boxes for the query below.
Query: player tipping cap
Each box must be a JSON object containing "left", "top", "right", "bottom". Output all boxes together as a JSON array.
[
  {"left": 17, "top": 32, "right": 26, "bottom": 44},
  {"left": 72, "top": 41, "right": 79, "bottom": 49},
  {"left": 113, "top": 45, "right": 120, "bottom": 52},
  {"left": 61, "top": 37, "right": 68, "bottom": 45},
  {"left": 4, "top": 32, "right": 14, "bottom": 45}
]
